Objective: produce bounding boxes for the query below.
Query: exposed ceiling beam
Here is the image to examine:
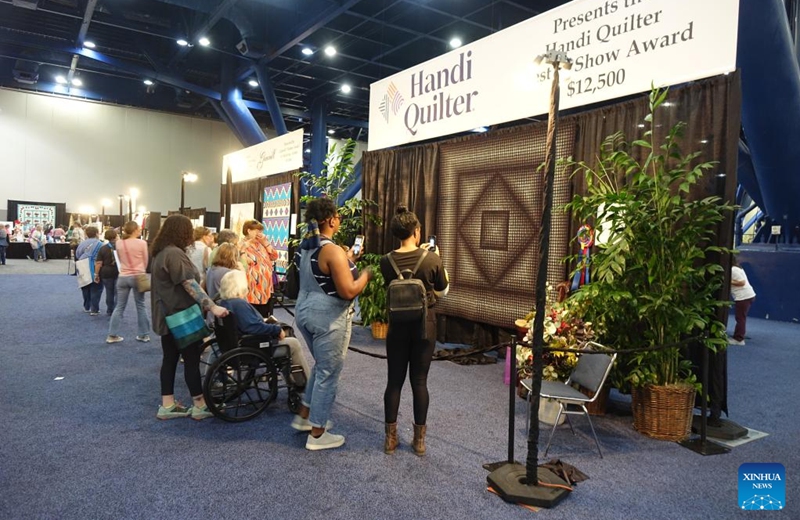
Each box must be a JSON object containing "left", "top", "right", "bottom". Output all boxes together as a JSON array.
[
  {"left": 66, "top": 0, "right": 99, "bottom": 88},
  {"left": 168, "top": 0, "right": 240, "bottom": 68},
  {"left": 262, "top": 0, "right": 364, "bottom": 63}
]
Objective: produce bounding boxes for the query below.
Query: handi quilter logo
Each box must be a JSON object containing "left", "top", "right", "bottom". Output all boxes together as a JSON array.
[
  {"left": 378, "top": 81, "right": 404, "bottom": 123},
  {"left": 738, "top": 463, "right": 785, "bottom": 510}
]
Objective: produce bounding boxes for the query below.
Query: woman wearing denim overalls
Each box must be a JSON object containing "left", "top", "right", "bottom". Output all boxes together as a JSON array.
[{"left": 290, "top": 198, "right": 372, "bottom": 451}]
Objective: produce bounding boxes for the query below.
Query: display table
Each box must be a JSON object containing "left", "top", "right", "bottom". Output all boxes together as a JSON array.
[{"left": 6, "top": 242, "right": 71, "bottom": 260}]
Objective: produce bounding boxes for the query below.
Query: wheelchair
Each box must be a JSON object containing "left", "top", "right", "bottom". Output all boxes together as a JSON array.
[{"left": 201, "top": 313, "right": 306, "bottom": 423}]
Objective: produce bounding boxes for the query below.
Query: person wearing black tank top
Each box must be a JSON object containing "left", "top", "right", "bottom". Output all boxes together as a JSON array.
[{"left": 379, "top": 206, "right": 449, "bottom": 456}]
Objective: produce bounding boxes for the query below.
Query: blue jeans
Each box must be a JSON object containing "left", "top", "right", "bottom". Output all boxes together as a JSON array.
[
  {"left": 109, "top": 275, "right": 150, "bottom": 337},
  {"left": 102, "top": 277, "right": 117, "bottom": 315},
  {"left": 0, "top": 245, "right": 6, "bottom": 264},
  {"left": 296, "top": 291, "right": 353, "bottom": 428},
  {"left": 81, "top": 282, "right": 103, "bottom": 313}
]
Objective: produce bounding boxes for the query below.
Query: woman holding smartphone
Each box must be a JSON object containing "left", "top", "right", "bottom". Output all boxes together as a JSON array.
[{"left": 379, "top": 205, "right": 449, "bottom": 456}]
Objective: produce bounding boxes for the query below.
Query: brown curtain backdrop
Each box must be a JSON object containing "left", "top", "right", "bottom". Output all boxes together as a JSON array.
[
  {"left": 219, "top": 170, "right": 300, "bottom": 229},
  {"left": 362, "top": 144, "right": 439, "bottom": 254}
]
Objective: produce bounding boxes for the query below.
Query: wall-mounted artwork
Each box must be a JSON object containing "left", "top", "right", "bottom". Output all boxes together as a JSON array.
[
  {"left": 18, "top": 204, "right": 56, "bottom": 229},
  {"left": 263, "top": 183, "right": 292, "bottom": 277},
  {"left": 229, "top": 203, "right": 255, "bottom": 238}
]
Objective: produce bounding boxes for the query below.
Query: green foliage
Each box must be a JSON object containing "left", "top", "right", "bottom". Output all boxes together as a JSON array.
[
  {"left": 295, "top": 139, "right": 381, "bottom": 247},
  {"left": 564, "top": 86, "right": 733, "bottom": 389},
  {"left": 356, "top": 253, "right": 387, "bottom": 325}
]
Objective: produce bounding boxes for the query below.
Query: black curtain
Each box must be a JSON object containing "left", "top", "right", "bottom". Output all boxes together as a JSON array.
[{"left": 7, "top": 199, "right": 67, "bottom": 227}]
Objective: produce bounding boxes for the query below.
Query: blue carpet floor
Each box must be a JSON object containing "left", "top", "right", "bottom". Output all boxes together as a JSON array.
[{"left": 0, "top": 264, "right": 796, "bottom": 519}]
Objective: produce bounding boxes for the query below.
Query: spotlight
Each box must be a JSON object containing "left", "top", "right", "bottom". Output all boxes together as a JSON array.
[
  {"left": 71, "top": 78, "right": 83, "bottom": 87},
  {"left": 302, "top": 47, "right": 314, "bottom": 56},
  {"left": 248, "top": 79, "right": 259, "bottom": 87},
  {"left": 449, "top": 38, "right": 462, "bottom": 48},
  {"left": 177, "top": 39, "right": 189, "bottom": 47},
  {"left": 327, "top": 129, "right": 335, "bottom": 135},
  {"left": 83, "top": 41, "right": 96, "bottom": 49},
  {"left": 198, "top": 37, "right": 211, "bottom": 47},
  {"left": 143, "top": 79, "right": 154, "bottom": 86},
  {"left": 324, "top": 45, "right": 336, "bottom": 56},
  {"left": 55, "top": 75, "right": 67, "bottom": 84},
  {"left": 341, "top": 84, "right": 351, "bottom": 94}
]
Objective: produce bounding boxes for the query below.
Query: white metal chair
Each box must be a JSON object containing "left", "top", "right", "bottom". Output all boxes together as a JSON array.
[{"left": 522, "top": 342, "right": 616, "bottom": 458}]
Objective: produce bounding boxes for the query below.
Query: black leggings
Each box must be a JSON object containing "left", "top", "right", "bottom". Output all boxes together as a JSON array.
[
  {"left": 160, "top": 334, "right": 204, "bottom": 397},
  {"left": 384, "top": 315, "right": 435, "bottom": 425}
]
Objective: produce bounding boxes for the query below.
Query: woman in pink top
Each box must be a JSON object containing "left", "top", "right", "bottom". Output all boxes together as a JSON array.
[{"left": 106, "top": 221, "right": 151, "bottom": 343}]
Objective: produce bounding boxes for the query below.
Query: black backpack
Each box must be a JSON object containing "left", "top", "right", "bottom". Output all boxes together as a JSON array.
[{"left": 386, "top": 250, "right": 429, "bottom": 328}]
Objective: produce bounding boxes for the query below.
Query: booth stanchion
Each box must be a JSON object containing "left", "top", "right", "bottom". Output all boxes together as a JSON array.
[{"left": 487, "top": 50, "right": 572, "bottom": 508}]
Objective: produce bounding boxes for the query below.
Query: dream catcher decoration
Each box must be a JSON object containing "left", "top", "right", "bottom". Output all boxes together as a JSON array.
[{"left": 570, "top": 224, "right": 594, "bottom": 291}]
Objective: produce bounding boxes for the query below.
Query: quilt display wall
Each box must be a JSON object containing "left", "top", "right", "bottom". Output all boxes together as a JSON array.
[
  {"left": 262, "top": 183, "right": 292, "bottom": 277},
  {"left": 18, "top": 204, "right": 56, "bottom": 226},
  {"left": 435, "top": 122, "right": 576, "bottom": 328}
]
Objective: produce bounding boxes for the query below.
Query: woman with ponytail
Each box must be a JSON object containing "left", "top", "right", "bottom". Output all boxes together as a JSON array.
[
  {"left": 290, "top": 197, "right": 372, "bottom": 451},
  {"left": 379, "top": 205, "right": 449, "bottom": 456}
]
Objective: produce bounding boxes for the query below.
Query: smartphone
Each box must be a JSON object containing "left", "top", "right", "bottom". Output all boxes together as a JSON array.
[
  {"left": 352, "top": 235, "right": 364, "bottom": 256},
  {"left": 428, "top": 235, "right": 436, "bottom": 249}
]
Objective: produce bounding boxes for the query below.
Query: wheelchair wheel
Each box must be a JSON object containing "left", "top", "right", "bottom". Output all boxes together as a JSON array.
[
  {"left": 198, "top": 337, "right": 221, "bottom": 378},
  {"left": 287, "top": 390, "right": 302, "bottom": 414},
  {"left": 203, "top": 348, "right": 278, "bottom": 422}
]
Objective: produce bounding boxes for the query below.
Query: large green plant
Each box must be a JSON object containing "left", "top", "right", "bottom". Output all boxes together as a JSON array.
[
  {"left": 295, "top": 139, "right": 380, "bottom": 246},
  {"left": 356, "top": 253, "right": 387, "bottom": 325},
  {"left": 565, "top": 87, "right": 732, "bottom": 388}
]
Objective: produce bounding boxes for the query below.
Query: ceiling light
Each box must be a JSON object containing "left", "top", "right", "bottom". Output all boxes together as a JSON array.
[
  {"left": 83, "top": 41, "right": 96, "bottom": 49},
  {"left": 301, "top": 47, "right": 314, "bottom": 56},
  {"left": 177, "top": 39, "right": 189, "bottom": 47},
  {"left": 324, "top": 45, "right": 336, "bottom": 56},
  {"left": 304, "top": 148, "right": 311, "bottom": 153},
  {"left": 71, "top": 78, "right": 83, "bottom": 87},
  {"left": 700, "top": 139, "right": 709, "bottom": 144},
  {"left": 248, "top": 79, "right": 259, "bottom": 87},
  {"left": 198, "top": 37, "right": 211, "bottom": 47},
  {"left": 340, "top": 84, "right": 351, "bottom": 94},
  {"left": 55, "top": 75, "right": 67, "bottom": 84},
  {"left": 143, "top": 79, "right": 154, "bottom": 86},
  {"left": 449, "top": 38, "right": 462, "bottom": 48},
  {"left": 327, "top": 129, "right": 335, "bottom": 135},
  {"left": 472, "top": 126, "right": 488, "bottom": 132}
]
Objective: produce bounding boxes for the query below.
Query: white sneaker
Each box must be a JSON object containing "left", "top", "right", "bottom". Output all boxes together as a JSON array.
[
  {"left": 106, "top": 335, "right": 124, "bottom": 344},
  {"left": 136, "top": 335, "right": 151, "bottom": 342},
  {"left": 728, "top": 337, "right": 745, "bottom": 346},
  {"left": 290, "top": 415, "right": 332, "bottom": 432},
  {"left": 305, "top": 431, "right": 345, "bottom": 451}
]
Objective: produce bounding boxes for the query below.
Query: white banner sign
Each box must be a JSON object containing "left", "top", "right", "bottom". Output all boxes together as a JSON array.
[
  {"left": 222, "top": 129, "right": 304, "bottom": 183},
  {"left": 368, "top": 0, "right": 739, "bottom": 151}
]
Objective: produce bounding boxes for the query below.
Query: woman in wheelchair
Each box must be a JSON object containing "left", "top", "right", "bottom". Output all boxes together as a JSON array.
[{"left": 217, "top": 270, "right": 310, "bottom": 384}]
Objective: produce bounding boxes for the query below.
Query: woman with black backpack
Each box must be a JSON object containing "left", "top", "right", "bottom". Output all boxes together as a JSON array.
[{"left": 379, "top": 206, "right": 449, "bottom": 456}]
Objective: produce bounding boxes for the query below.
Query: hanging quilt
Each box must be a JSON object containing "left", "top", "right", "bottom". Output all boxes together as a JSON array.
[{"left": 263, "top": 183, "right": 292, "bottom": 278}]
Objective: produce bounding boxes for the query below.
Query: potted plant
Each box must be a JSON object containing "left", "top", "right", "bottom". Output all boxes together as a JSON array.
[
  {"left": 295, "top": 139, "right": 380, "bottom": 247},
  {"left": 356, "top": 253, "right": 388, "bottom": 339},
  {"left": 564, "top": 87, "right": 732, "bottom": 441}
]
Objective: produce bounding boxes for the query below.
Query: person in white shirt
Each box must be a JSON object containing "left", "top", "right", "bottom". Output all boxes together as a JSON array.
[{"left": 729, "top": 258, "right": 756, "bottom": 345}]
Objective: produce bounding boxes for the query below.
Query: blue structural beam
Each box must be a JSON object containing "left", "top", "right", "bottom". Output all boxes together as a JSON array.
[
  {"left": 220, "top": 58, "right": 266, "bottom": 147},
  {"left": 738, "top": 0, "right": 800, "bottom": 238},
  {"left": 738, "top": 247, "right": 800, "bottom": 322},
  {"left": 253, "top": 63, "right": 288, "bottom": 135},
  {"left": 737, "top": 140, "right": 764, "bottom": 212},
  {"left": 307, "top": 97, "right": 328, "bottom": 197},
  {"left": 209, "top": 99, "right": 245, "bottom": 144}
]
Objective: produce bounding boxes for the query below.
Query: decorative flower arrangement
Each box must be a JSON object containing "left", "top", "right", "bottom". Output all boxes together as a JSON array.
[{"left": 515, "top": 297, "right": 599, "bottom": 382}]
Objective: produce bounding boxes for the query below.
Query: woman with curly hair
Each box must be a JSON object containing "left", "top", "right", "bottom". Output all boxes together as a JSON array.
[
  {"left": 150, "top": 215, "right": 228, "bottom": 421},
  {"left": 290, "top": 197, "right": 372, "bottom": 451},
  {"left": 239, "top": 219, "right": 279, "bottom": 318}
]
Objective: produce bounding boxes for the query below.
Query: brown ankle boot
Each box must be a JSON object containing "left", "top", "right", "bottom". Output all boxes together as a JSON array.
[
  {"left": 412, "top": 423, "right": 426, "bottom": 456},
  {"left": 384, "top": 422, "right": 398, "bottom": 454}
]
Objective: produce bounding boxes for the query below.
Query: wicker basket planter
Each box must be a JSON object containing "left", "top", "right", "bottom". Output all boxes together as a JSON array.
[
  {"left": 371, "top": 322, "right": 388, "bottom": 339},
  {"left": 631, "top": 384, "right": 696, "bottom": 441}
]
